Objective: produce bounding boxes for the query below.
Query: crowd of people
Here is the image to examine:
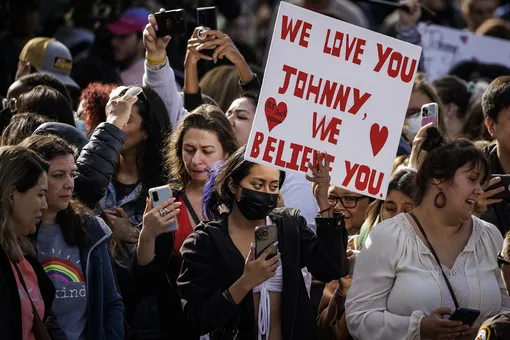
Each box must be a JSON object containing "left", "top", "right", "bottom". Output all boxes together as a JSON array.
[{"left": 2, "top": 0, "right": 510, "bottom": 339}]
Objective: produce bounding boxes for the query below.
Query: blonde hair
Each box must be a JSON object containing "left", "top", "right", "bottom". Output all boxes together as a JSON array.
[
  {"left": 199, "top": 65, "right": 242, "bottom": 112},
  {"left": 0, "top": 146, "right": 49, "bottom": 262}
]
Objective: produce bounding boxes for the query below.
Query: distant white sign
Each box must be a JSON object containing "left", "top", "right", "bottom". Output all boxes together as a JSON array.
[{"left": 419, "top": 23, "right": 510, "bottom": 82}]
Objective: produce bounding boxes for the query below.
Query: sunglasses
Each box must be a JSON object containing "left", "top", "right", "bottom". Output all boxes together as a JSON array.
[
  {"left": 124, "top": 86, "right": 150, "bottom": 112},
  {"left": 498, "top": 252, "right": 510, "bottom": 268}
]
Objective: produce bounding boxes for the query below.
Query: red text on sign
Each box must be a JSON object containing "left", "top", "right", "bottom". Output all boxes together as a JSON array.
[
  {"left": 312, "top": 111, "right": 342, "bottom": 145},
  {"left": 323, "top": 29, "right": 366, "bottom": 65},
  {"left": 342, "top": 160, "right": 385, "bottom": 196},
  {"left": 278, "top": 64, "right": 372, "bottom": 115},
  {"left": 250, "top": 131, "right": 336, "bottom": 172},
  {"left": 280, "top": 15, "right": 313, "bottom": 48},
  {"left": 373, "top": 43, "right": 417, "bottom": 83}
]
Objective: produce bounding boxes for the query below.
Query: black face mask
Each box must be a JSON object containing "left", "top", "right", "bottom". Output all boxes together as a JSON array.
[{"left": 236, "top": 187, "right": 279, "bottom": 220}]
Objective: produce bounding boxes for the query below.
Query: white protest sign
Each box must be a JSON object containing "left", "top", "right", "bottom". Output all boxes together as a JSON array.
[
  {"left": 245, "top": 2, "right": 422, "bottom": 199},
  {"left": 419, "top": 23, "right": 510, "bottom": 82}
]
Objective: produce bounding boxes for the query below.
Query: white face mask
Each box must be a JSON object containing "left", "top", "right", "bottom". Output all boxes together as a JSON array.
[{"left": 403, "top": 113, "right": 421, "bottom": 141}]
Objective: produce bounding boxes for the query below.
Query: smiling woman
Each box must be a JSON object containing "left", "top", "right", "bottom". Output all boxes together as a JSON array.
[{"left": 346, "top": 128, "right": 510, "bottom": 340}]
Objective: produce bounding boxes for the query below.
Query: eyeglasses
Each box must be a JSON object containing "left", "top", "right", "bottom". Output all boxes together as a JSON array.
[
  {"left": 327, "top": 195, "right": 368, "bottom": 209},
  {"left": 498, "top": 252, "right": 510, "bottom": 268}
]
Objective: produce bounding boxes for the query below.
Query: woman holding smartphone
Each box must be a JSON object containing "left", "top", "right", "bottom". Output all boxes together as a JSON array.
[
  {"left": 345, "top": 128, "right": 510, "bottom": 339},
  {"left": 135, "top": 105, "right": 238, "bottom": 339},
  {"left": 174, "top": 146, "right": 349, "bottom": 339}
]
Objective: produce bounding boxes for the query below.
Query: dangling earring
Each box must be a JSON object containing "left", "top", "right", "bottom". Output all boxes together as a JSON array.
[{"left": 434, "top": 191, "right": 446, "bottom": 208}]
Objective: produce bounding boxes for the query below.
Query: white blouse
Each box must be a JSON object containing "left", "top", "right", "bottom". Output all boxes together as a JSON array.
[{"left": 345, "top": 213, "right": 510, "bottom": 340}]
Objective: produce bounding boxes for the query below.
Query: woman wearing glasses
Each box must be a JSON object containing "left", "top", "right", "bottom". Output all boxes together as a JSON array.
[
  {"left": 346, "top": 128, "right": 510, "bottom": 339},
  {"left": 326, "top": 188, "right": 372, "bottom": 236}
]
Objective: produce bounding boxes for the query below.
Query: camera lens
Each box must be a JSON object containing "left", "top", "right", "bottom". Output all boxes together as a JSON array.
[{"left": 152, "top": 191, "right": 159, "bottom": 202}]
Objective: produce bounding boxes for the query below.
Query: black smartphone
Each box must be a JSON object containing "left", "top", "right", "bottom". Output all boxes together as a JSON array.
[
  {"left": 486, "top": 174, "right": 510, "bottom": 201},
  {"left": 449, "top": 308, "right": 480, "bottom": 326},
  {"left": 154, "top": 9, "right": 186, "bottom": 37},
  {"left": 196, "top": 6, "right": 217, "bottom": 57},
  {"left": 255, "top": 225, "right": 278, "bottom": 259}
]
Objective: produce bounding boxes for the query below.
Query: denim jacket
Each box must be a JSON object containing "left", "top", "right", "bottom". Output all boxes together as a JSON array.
[{"left": 100, "top": 182, "right": 144, "bottom": 225}]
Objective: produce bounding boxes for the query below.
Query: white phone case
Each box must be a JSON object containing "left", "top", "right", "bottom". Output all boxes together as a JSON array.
[{"left": 148, "top": 185, "right": 178, "bottom": 233}]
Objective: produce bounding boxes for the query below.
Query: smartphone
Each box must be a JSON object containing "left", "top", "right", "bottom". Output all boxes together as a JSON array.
[
  {"left": 196, "top": 7, "right": 217, "bottom": 56},
  {"left": 255, "top": 225, "right": 278, "bottom": 259},
  {"left": 449, "top": 308, "right": 480, "bottom": 326},
  {"left": 148, "top": 185, "right": 178, "bottom": 233},
  {"left": 348, "top": 250, "right": 360, "bottom": 275},
  {"left": 421, "top": 103, "right": 438, "bottom": 127},
  {"left": 154, "top": 9, "right": 186, "bottom": 37},
  {"left": 486, "top": 174, "right": 510, "bottom": 201}
]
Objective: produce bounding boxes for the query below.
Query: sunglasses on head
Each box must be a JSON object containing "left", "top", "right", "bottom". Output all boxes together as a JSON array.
[{"left": 124, "top": 86, "right": 150, "bottom": 111}]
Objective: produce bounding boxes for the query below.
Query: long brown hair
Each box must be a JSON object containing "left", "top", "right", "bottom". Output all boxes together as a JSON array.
[
  {"left": 19, "top": 135, "right": 90, "bottom": 247},
  {"left": 0, "top": 146, "right": 49, "bottom": 261},
  {"left": 164, "top": 104, "right": 239, "bottom": 191}
]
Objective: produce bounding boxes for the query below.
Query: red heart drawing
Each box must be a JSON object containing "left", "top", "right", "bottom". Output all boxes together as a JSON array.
[
  {"left": 460, "top": 35, "right": 468, "bottom": 44},
  {"left": 264, "top": 97, "right": 288, "bottom": 132},
  {"left": 370, "top": 123, "right": 388, "bottom": 157}
]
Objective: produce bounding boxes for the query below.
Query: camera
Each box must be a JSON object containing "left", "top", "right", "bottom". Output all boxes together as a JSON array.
[
  {"left": 154, "top": 9, "right": 186, "bottom": 37},
  {"left": 152, "top": 191, "right": 159, "bottom": 202},
  {"left": 255, "top": 229, "right": 268, "bottom": 241}
]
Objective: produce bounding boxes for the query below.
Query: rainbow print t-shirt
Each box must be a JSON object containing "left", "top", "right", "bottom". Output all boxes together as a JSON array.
[{"left": 38, "top": 224, "right": 87, "bottom": 340}]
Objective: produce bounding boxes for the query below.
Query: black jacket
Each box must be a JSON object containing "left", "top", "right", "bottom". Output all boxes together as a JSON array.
[
  {"left": 0, "top": 248, "right": 67, "bottom": 340},
  {"left": 75, "top": 122, "right": 127, "bottom": 207},
  {"left": 178, "top": 208, "right": 349, "bottom": 340},
  {"left": 132, "top": 229, "right": 194, "bottom": 340},
  {"left": 482, "top": 143, "right": 510, "bottom": 236}
]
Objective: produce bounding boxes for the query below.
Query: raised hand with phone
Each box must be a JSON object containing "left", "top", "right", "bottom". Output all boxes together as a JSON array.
[
  {"left": 137, "top": 187, "right": 182, "bottom": 266},
  {"left": 143, "top": 10, "right": 173, "bottom": 68},
  {"left": 184, "top": 8, "right": 255, "bottom": 102}
]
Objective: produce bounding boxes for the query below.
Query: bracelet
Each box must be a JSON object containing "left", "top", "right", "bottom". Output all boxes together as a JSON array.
[
  {"left": 224, "top": 289, "right": 236, "bottom": 306},
  {"left": 318, "top": 206, "right": 333, "bottom": 214},
  {"left": 146, "top": 55, "right": 167, "bottom": 65}
]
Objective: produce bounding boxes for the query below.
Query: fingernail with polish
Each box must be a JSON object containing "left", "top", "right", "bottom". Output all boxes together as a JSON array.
[
  {"left": 274, "top": 241, "right": 279, "bottom": 246},
  {"left": 155, "top": 25, "right": 159, "bottom": 31}
]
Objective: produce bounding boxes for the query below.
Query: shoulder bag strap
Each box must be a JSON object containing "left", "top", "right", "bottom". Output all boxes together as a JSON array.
[
  {"left": 409, "top": 212, "right": 460, "bottom": 310},
  {"left": 13, "top": 261, "right": 52, "bottom": 340},
  {"left": 181, "top": 191, "right": 201, "bottom": 225},
  {"left": 13, "top": 262, "right": 38, "bottom": 311}
]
